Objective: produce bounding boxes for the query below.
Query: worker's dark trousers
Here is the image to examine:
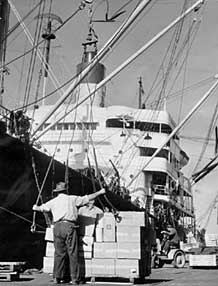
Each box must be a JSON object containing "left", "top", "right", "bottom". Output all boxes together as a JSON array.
[{"left": 53, "top": 221, "right": 79, "bottom": 282}]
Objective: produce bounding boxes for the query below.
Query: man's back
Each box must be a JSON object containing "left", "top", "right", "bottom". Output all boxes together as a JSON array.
[{"left": 41, "top": 193, "right": 89, "bottom": 223}]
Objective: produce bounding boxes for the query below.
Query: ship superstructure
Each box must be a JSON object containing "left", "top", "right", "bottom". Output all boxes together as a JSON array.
[{"left": 30, "top": 38, "right": 195, "bottom": 229}]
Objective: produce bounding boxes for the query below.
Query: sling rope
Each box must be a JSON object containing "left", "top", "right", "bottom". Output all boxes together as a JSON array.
[
  {"left": 0, "top": 206, "right": 45, "bottom": 230},
  {"left": 87, "top": 155, "right": 106, "bottom": 212},
  {"left": 91, "top": 141, "right": 121, "bottom": 222},
  {"left": 31, "top": 151, "right": 54, "bottom": 232}
]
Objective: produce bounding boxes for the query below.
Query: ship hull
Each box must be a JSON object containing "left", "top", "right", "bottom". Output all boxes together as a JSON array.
[{"left": 0, "top": 133, "right": 139, "bottom": 268}]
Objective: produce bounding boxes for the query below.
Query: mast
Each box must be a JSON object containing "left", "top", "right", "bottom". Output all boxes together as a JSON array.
[
  {"left": 0, "top": 0, "right": 10, "bottom": 113},
  {"left": 41, "top": 19, "right": 56, "bottom": 106},
  {"left": 36, "top": 13, "right": 63, "bottom": 105},
  {"left": 138, "top": 76, "right": 145, "bottom": 109}
]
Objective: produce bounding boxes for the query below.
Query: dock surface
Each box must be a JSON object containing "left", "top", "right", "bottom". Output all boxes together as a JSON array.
[{"left": 2, "top": 265, "right": 218, "bottom": 285}]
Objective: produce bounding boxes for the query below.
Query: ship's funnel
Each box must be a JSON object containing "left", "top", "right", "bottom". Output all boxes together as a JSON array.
[
  {"left": 76, "top": 50, "right": 106, "bottom": 107},
  {"left": 77, "top": 51, "right": 105, "bottom": 84}
]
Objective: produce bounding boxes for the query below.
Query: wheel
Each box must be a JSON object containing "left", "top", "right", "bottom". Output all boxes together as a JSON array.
[{"left": 173, "top": 251, "right": 186, "bottom": 268}]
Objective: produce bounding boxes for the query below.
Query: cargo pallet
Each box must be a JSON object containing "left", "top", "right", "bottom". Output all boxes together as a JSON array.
[
  {"left": 89, "top": 274, "right": 145, "bottom": 284},
  {"left": 0, "top": 261, "right": 25, "bottom": 272},
  {"left": 0, "top": 271, "right": 19, "bottom": 281},
  {"left": 189, "top": 254, "right": 218, "bottom": 268},
  {"left": 0, "top": 262, "right": 25, "bottom": 281}
]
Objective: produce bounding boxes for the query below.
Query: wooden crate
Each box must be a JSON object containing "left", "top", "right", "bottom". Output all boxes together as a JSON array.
[
  {"left": 189, "top": 254, "right": 218, "bottom": 267},
  {"left": 0, "top": 262, "right": 25, "bottom": 272},
  {"left": 0, "top": 271, "right": 19, "bottom": 281}
]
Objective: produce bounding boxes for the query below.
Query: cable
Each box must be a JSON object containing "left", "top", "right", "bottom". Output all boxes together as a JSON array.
[
  {"left": 0, "top": 206, "right": 45, "bottom": 230},
  {"left": 1, "top": 0, "right": 88, "bottom": 72}
]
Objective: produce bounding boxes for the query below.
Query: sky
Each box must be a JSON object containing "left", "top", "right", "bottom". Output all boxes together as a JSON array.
[{"left": 4, "top": 0, "right": 218, "bottom": 232}]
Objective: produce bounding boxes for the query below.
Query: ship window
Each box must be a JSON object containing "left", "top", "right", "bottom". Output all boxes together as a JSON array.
[
  {"left": 85, "top": 122, "right": 98, "bottom": 130},
  {"left": 152, "top": 172, "right": 167, "bottom": 186},
  {"left": 106, "top": 118, "right": 124, "bottom": 128},
  {"left": 57, "top": 123, "right": 62, "bottom": 130},
  {"left": 161, "top": 124, "right": 172, "bottom": 134},
  {"left": 77, "top": 123, "right": 83, "bottom": 130},
  {"left": 43, "top": 123, "right": 50, "bottom": 129},
  {"left": 136, "top": 122, "right": 160, "bottom": 132},
  {"left": 139, "top": 147, "right": 168, "bottom": 159},
  {"left": 63, "top": 123, "right": 69, "bottom": 130},
  {"left": 161, "top": 124, "right": 179, "bottom": 139},
  {"left": 69, "top": 123, "right": 76, "bottom": 130},
  {"left": 91, "top": 123, "right": 98, "bottom": 130},
  {"left": 67, "top": 122, "right": 99, "bottom": 130}
]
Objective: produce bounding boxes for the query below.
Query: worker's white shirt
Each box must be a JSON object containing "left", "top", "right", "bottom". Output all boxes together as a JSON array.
[{"left": 39, "top": 193, "right": 89, "bottom": 223}]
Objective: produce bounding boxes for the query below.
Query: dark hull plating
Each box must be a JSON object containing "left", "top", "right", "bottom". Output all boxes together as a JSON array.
[{"left": 0, "top": 133, "right": 139, "bottom": 268}]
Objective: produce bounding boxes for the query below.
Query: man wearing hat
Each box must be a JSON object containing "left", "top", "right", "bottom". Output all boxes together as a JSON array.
[{"left": 33, "top": 181, "right": 106, "bottom": 284}]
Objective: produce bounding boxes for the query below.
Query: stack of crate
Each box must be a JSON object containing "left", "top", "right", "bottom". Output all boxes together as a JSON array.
[
  {"left": 0, "top": 262, "right": 25, "bottom": 281},
  {"left": 43, "top": 225, "right": 54, "bottom": 273},
  {"left": 43, "top": 210, "right": 151, "bottom": 281},
  {"left": 77, "top": 205, "right": 103, "bottom": 278},
  {"left": 91, "top": 211, "right": 149, "bottom": 280},
  {"left": 43, "top": 205, "right": 103, "bottom": 275}
]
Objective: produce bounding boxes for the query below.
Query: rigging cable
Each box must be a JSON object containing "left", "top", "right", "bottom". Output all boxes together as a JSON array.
[
  {"left": 196, "top": 189, "right": 218, "bottom": 230},
  {"left": 162, "top": 0, "right": 189, "bottom": 105},
  {"left": 31, "top": 92, "right": 74, "bottom": 232},
  {"left": 90, "top": 134, "right": 120, "bottom": 219},
  {"left": 144, "top": 4, "right": 199, "bottom": 108},
  {"left": 15, "top": 0, "right": 203, "bottom": 115},
  {"left": 1, "top": 0, "right": 89, "bottom": 72},
  {"left": 0, "top": 206, "right": 45, "bottom": 230},
  {"left": 87, "top": 155, "right": 106, "bottom": 211},
  {"left": 2, "top": 0, "right": 44, "bottom": 45},
  {"left": 192, "top": 99, "right": 218, "bottom": 174},
  {"left": 31, "top": 150, "right": 54, "bottom": 232},
  {"left": 23, "top": 0, "right": 46, "bottom": 110},
  {"left": 7, "top": 0, "right": 78, "bottom": 100}
]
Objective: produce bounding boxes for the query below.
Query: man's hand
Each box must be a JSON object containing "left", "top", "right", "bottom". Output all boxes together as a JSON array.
[
  {"left": 161, "top": 230, "right": 169, "bottom": 235},
  {"left": 99, "top": 188, "right": 106, "bottom": 195},
  {"left": 32, "top": 204, "right": 40, "bottom": 211}
]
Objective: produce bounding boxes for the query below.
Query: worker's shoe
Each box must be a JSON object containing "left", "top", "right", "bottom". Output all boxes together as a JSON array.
[
  {"left": 68, "top": 280, "right": 79, "bottom": 285},
  {"left": 54, "top": 278, "right": 65, "bottom": 284}
]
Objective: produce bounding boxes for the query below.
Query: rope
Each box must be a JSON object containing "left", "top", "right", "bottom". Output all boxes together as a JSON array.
[
  {"left": 23, "top": 0, "right": 46, "bottom": 110},
  {"left": 31, "top": 151, "right": 54, "bottom": 232},
  {"left": 87, "top": 155, "right": 106, "bottom": 211},
  {"left": 30, "top": 84, "right": 73, "bottom": 232},
  {"left": 0, "top": 206, "right": 45, "bottom": 231},
  {"left": 2, "top": 0, "right": 88, "bottom": 72},
  {"left": 91, "top": 142, "right": 120, "bottom": 221}
]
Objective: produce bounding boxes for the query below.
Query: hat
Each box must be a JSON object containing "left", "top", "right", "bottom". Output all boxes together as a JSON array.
[{"left": 53, "top": 182, "right": 66, "bottom": 192}]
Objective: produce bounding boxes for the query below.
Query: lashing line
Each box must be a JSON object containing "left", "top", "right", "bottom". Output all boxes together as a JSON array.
[
  {"left": 87, "top": 155, "right": 107, "bottom": 212},
  {"left": 31, "top": 152, "right": 54, "bottom": 233},
  {"left": 91, "top": 144, "right": 121, "bottom": 222},
  {"left": 0, "top": 206, "right": 45, "bottom": 230}
]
